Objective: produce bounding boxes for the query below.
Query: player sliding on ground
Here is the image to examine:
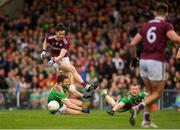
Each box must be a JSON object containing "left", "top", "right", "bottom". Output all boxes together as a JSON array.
[
  {"left": 101, "top": 85, "right": 154, "bottom": 126},
  {"left": 48, "top": 74, "right": 92, "bottom": 115},
  {"left": 41, "top": 23, "right": 98, "bottom": 92}
]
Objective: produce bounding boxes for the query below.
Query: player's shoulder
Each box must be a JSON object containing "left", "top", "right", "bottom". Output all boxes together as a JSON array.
[
  {"left": 47, "top": 33, "right": 56, "bottom": 40},
  {"left": 161, "top": 20, "right": 172, "bottom": 26},
  {"left": 164, "top": 20, "right": 173, "bottom": 27},
  {"left": 148, "top": 18, "right": 172, "bottom": 26}
]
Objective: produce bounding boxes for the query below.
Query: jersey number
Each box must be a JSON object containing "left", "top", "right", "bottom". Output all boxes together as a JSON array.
[{"left": 146, "top": 26, "right": 157, "bottom": 43}]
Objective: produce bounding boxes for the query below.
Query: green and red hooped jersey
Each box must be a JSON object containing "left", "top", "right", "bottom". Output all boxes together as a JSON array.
[{"left": 48, "top": 83, "right": 69, "bottom": 107}]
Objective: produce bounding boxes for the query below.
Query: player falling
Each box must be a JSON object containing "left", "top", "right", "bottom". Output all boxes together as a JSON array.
[{"left": 48, "top": 74, "right": 92, "bottom": 115}]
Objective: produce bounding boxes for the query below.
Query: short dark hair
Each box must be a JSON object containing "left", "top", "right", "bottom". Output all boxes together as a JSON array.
[
  {"left": 56, "top": 23, "right": 67, "bottom": 32},
  {"left": 155, "top": 3, "right": 169, "bottom": 15},
  {"left": 57, "top": 74, "right": 68, "bottom": 83}
]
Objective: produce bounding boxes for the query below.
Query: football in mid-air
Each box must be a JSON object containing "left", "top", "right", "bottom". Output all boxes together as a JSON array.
[{"left": 48, "top": 100, "right": 60, "bottom": 112}]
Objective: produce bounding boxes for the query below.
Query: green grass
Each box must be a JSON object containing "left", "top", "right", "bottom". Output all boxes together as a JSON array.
[{"left": 0, "top": 110, "right": 180, "bottom": 129}]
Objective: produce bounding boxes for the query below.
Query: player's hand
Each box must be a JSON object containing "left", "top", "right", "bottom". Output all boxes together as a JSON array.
[
  {"left": 40, "top": 50, "right": 46, "bottom": 60},
  {"left": 83, "top": 93, "right": 93, "bottom": 99},
  {"left": 48, "top": 58, "right": 55, "bottom": 66},
  {"left": 48, "top": 58, "right": 60, "bottom": 71},
  {"left": 81, "top": 108, "right": 90, "bottom": 113},
  {"left": 131, "top": 57, "right": 139, "bottom": 67}
]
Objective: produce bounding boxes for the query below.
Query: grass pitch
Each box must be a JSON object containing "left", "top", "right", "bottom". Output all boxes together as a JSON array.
[{"left": 0, "top": 110, "right": 179, "bottom": 129}]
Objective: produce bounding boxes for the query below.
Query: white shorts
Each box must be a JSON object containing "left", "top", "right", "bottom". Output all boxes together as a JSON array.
[
  {"left": 58, "top": 57, "right": 70, "bottom": 65},
  {"left": 139, "top": 59, "right": 166, "bottom": 81}
]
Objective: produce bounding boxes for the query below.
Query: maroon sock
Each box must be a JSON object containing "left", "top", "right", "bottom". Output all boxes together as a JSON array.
[{"left": 144, "top": 112, "right": 151, "bottom": 123}]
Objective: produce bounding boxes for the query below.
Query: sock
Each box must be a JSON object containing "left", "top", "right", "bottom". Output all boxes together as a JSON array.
[
  {"left": 137, "top": 102, "right": 146, "bottom": 111},
  {"left": 143, "top": 112, "right": 151, "bottom": 123}
]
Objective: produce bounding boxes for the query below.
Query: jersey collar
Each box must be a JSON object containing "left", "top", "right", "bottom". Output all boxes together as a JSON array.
[{"left": 155, "top": 16, "right": 165, "bottom": 21}]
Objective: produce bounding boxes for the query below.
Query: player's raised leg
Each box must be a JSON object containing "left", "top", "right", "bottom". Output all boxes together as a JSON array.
[
  {"left": 101, "top": 89, "right": 116, "bottom": 107},
  {"left": 101, "top": 89, "right": 116, "bottom": 115},
  {"left": 60, "top": 60, "right": 98, "bottom": 92}
]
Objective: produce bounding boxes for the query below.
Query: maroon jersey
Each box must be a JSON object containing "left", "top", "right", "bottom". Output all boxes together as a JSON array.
[
  {"left": 46, "top": 34, "right": 70, "bottom": 57},
  {"left": 139, "top": 17, "right": 174, "bottom": 62}
]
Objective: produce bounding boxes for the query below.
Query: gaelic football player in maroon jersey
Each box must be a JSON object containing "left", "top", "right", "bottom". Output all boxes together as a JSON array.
[
  {"left": 40, "top": 23, "right": 98, "bottom": 92},
  {"left": 129, "top": 3, "right": 180, "bottom": 127}
]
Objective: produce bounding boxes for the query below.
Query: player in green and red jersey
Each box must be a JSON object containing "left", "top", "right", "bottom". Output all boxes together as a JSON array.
[
  {"left": 102, "top": 85, "right": 147, "bottom": 120},
  {"left": 48, "top": 74, "right": 92, "bottom": 115}
]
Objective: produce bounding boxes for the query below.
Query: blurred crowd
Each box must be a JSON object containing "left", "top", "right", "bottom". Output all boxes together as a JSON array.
[{"left": 0, "top": 0, "right": 180, "bottom": 110}]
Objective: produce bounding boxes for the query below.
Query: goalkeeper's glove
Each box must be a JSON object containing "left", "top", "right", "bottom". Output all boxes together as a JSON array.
[
  {"left": 40, "top": 49, "right": 46, "bottom": 60},
  {"left": 131, "top": 57, "right": 139, "bottom": 67}
]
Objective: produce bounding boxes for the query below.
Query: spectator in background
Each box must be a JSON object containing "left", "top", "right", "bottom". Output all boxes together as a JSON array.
[
  {"left": 112, "top": 52, "right": 124, "bottom": 70},
  {"left": 0, "top": 67, "right": 8, "bottom": 90},
  {"left": 19, "top": 76, "right": 30, "bottom": 89},
  {"left": 40, "top": 85, "right": 49, "bottom": 110},
  {"left": 0, "top": 91, "right": 5, "bottom": 109},
  {"left": 19, "top": 88, "right": 30, "bottom": 109},
  {"left": 30, "top": 88, "right": 41, "bottom": 109},
  {"left": 5, "top": 87, "right": 16, "bottom": 110}
]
